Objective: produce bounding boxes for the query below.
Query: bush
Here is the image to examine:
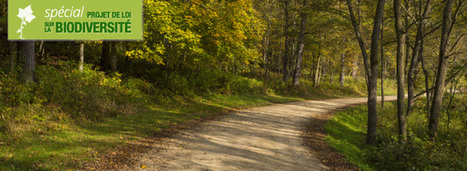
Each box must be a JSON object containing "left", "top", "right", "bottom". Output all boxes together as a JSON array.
[
  {"left": 0, "top": 73, "right": 36, "bottom": 107},
  {"left": 369, "top": 135, "right": 467, "bottom": 170},
  {"left": 35, "top": 62, "right": 149, "bottom": 121},
  {"left": 223, "top": 76, "right": 265, "bottom": 95},
  {"left": 367, "top": 98, "right": 467, "bottom": 171}
]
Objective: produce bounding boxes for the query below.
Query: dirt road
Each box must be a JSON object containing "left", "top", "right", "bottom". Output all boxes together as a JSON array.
[{"left": 127, "top": 96, "right": 396, "bottom": 170}]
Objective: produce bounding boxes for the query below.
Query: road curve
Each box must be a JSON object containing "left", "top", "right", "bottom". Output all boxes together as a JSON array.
[{"left": 127, "top": 96, "right": 396, "bottom": 171}]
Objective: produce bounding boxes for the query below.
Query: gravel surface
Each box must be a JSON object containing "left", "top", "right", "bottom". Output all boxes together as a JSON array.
[{"left": 124, "top": 96, "right": 396, "bottom": 171}]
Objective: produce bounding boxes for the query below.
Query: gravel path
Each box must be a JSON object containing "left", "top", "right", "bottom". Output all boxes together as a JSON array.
[{"left": 127, "top": 96, "right": 396, "bottom": 171}]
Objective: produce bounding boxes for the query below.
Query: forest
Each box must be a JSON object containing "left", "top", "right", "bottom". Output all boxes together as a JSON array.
[{"left": 0, "top": 0, "right": 466, "bottom": 170}]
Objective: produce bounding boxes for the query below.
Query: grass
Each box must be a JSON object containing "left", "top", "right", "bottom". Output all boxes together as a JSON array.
[{"left": 324, "top": 105, "right": 376, "bottom": 171}]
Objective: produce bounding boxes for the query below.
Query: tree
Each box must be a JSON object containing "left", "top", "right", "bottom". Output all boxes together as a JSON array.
[
  {"left": 346, "top": 0, "right": 386, "bottom": 144},
  {"left": 10, "top": 42, "right": 17, "bottom": 74},
  {"left": 394, "top": 0, "right": 407, "bottom": 140},
  {"left": 19, "top": 41, "right": 35, "bottom": 83},
  {"left": 282, "top": 0, "right": 291, "bottom": 82},
  {"left": 367, "top": 0, "right": 385, "bottom": 144},
  {"left": 406, "top": 0, "right": 433, "bottom": 117},
  {"left": 101, "top": 41, "right": 111, "bottom": 71},
  {"left": 339, "top": 51, "right": 345, "bottom": 87},
  {"left": 380, "top": 21, "right": 385, "bottom": 108},
  {"left": 79, "top": 43, "right": 84, "bottom": 72},
  {"left": 429, "top": 0, "right": 456, "bottom": 139},
  {"left": 292, "top": 0, "right": 309, "bottom": 86},
  {"left": 110, "top": 42, "right": 117, "bottom": 73}
]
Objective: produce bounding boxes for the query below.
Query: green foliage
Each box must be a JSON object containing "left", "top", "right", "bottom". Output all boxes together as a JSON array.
[
  {"left": 0, "top": 73, "right": 36, "bottom": 107},
  {"left": 0, "top": 61, "right": 152, "bottom": 137},
  {"left": 369, "top": 96, "right": 467, "bottom": 171},
  {"left": 369, "top": 133, "right": 467, "bottom": 170},
  {"left": 35, "top": 62, "right": 148, "bottom": 121},
  {"left": 126, "top": 0, "right": 262, "bottom": 72},
  {"left": 327, "top": 97, "right": 467, "bottom": 171}
]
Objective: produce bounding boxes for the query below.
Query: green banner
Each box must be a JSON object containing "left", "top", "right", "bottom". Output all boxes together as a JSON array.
[{"left": 8, "top": 0, "right": 143, "bottom": 40}]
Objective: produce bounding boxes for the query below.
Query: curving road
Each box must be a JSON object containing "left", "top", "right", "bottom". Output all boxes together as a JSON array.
[{"left": 126, "top": 96, "right": 396, "bottom": 171}]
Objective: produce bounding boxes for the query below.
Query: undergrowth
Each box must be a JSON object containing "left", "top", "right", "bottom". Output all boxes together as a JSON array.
[{"left": 326, "top": 95, "right": 467, "bottom": 171}]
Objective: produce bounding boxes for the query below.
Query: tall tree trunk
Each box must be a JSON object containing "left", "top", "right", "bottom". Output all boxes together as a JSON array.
[
  {"left": 340, "top": 52, "right": 345, "bottom": 87},
  {"left": 110, "top": 42, "right": 118, "bottom": 73},
  {"left": 406, "top": 0, "right": 433, "bottom": 116},
  {"left": 352, "top": 58, "right": 358, "bottom": 79},
  {"left": 264, "top": 0, "right": 272, "bottom": 83},
  {"left": 293, "top": 0, "right": 308, "bottom": 87},
  {"left": 347, "top": 0, "right": 385, "bottom": 144},
  {"left": 282, "top": 1, "right": 290, "bottom": 82},
  {"left": 420, "top": 52, "right": 431, "bottom": 117},
  {"left": 420, "top": 0, "right": 433, "bottom": 117},
  {"left": 429, "top": 0, "right": 455, "bottom": 139},
  {"left": 404, "top": 0, "right": 410, "bottom": 74},
  {"left": 394, "top": 0, "right": 407, "bottom": 140},
  {"left": 10, "top": 42, "right": 17, "bottom": 74},
  {"left": 79, "top": 43, "right": 84, "bottom": 72},
  {"left": 264, "top": 40, "right": 269, "bottom": 81},
  {"left": 38, "top": 41, "right": 45, "bottom": 60},
  {"left": 346, "top": 0, "right": 370, "bottom": 86},
  {"left": 20, "top": 41, "right": 35, "bottom": 83},
  {"left": 380, "top": 21, "right": 385, "bottom": 108},
  {"left": 101, "top": 41, "right": 111, "bottom": 71},
  {"left": 367, "top": 0, "right": 385, "bottom": 144},
  {"left": 312, "top": 54, "right": 321, "bottom": 87}
]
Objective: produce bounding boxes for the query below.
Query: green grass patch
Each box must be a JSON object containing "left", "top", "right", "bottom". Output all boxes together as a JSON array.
[{"left": 325, "top": 105, "right": 376, "bottom": 171}]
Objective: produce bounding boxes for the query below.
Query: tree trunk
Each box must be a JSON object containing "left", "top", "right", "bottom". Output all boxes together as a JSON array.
[
  {"left": 110, "top": 42, "right": 118, "bottom": 73},
  {"left": 282, "top": 1, "right": 290, "bottom": 82},
  {"left": 367, "top": 0, "right": 385, "bottom": 144},
  {"left": 340, "top": 52, "right": 345, "bottom": 87},
  {"left": 394, "top": 0, "right": 407, "bottom": 140},
  {"left": 19, "top": 41, "right": 35, "bottom": 83},
  {"left": 347, "top": 0, "right": 385, "bottom": 144},
  {"left": 404, "top": 0, "right": 410, "bottom": 75},
  {"left": 38, "top": 41, "right": 45, "bottom": 60},
  {"left": 352, "top": 58, "right": 358, "bottom": 79},
  {"left": 312, "top": 54, "right": 321, "bottom": 87},
  {"left": 101, "top": 41, "right": 111, "bottom": 71},
  {"left": 79, "top": 43, "right": 84, "bottom": 72},
  {"left": 10, "top": 42, "right": 17, "bottom": 74},
  {"left": 429, "top": 0, "right": 455, "bottom": 139},
  {"left": 346, "top": 0, "right": 370, "bottom": 85},
  {"left": 406, "top": 0, "right": 433, "bottom": 117},
  {"left": 264, "top": 0, "right": 273, "bottom": 83},
  {"left": 263, "top": 36, "right": 269, "bottom": 81},
  {"left": 293, "top": 0, "right": 308, "bottom": 87},
  {"left": 380, "top": 21, "right": 385, "bottom": 108},
  {"left": 421, "top": 52, "right": 431, "bottom": 117},
  {"left": 419, "top": 0, "right": 433, "bottom": 118}
]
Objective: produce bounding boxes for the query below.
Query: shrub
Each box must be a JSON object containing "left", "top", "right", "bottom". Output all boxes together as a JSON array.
[{"left": 35, "top": 62, "right": 148, "bottom": 121}]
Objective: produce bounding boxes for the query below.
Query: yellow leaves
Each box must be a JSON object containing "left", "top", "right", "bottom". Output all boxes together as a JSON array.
[
  {"left": 141, "top": 164, "right": 147, "bottom": 168},
  {"left": 135, "top": 0, "right": 262, "bottom": 69}
]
